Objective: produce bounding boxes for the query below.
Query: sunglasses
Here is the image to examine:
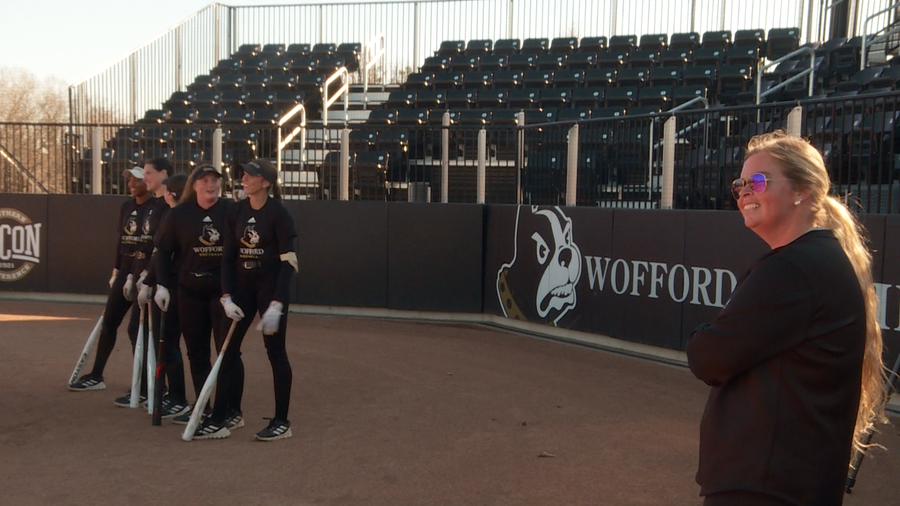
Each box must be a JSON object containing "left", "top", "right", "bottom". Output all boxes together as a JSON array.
[{"left": 731, "top": 173, "right": 771, "bottom": 200}]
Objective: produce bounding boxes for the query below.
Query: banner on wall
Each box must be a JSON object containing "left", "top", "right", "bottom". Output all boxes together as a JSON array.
[{"left": 485, "top": 205, "right": 772, "bottom": 350}]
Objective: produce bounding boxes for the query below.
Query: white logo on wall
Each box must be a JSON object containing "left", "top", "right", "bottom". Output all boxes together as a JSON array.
[
  {"left": 496, "top": 206, "right": 582, "bottom": 325},
  {"left": 0, "top": 208, "right": 42, "bottom": 282}
]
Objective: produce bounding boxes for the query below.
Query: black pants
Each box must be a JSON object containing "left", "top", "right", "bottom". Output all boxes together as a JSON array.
[
  {"left": 211, "top": 273, "right": 292, "bottom": 422},
  {"left": 150, "top": 290, "right": 187, "bottom": 403},
  {"left": 177, "top": 278, "right": 230, "bottom": 400},
  {"left": 90, "top": 268, "right": 146, "bottom": 393}
]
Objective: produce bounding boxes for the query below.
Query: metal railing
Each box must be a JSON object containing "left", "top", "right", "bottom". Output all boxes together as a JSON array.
[
  {"left": 10, "top": 89, "right": 900, "bottom": 214},
  {"left": 861, "top": 1, "right": 900, "bottom": 68}
]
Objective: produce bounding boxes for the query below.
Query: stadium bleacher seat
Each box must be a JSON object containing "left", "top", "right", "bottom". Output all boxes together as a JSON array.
[
  {"left": 285, "top": 43, "right": 311, "bottom": 59},
  {"left": 508, "top": 54, "right": 537, "bottom": 71},
  {"left": 437, "top": 40, "right": 465, "bottom": 57},
  {"left": 659, "top": 49, "right": 691, "bottom": 68},
  {"left": 550, "top": 37, "right": 578, "bottom": 54},
  {"left": 566, "top": 53, "right": 595, "bottom": 70},
  {"left": 734, "top": 29, "right": 766, "bottom": 56},
  {"left": 234, "top": 44, "right": 261, "bottom": 60},
  {"left": 479, "top": 54, "right": 507, "bottom": 71},
  {"left": 670, "top": 32, "right": 700, "bottom": 51},
  {"left": 451, "top": 55, "right": 479, "bottom": 72},
  {"left": 521, "top": 38, "right": 549, "bottom": 55},
  {"left": 639, "top": 34, "right": 668, "bottom": 53},
  {"left": 702, "top": 31, "right": 731, "bottom": 49},
  {"left": 466, "top": 39, "right": 492, "bottom": 56},
  {"left": 491, "top": 70, "right": 521, "bottom": 89},
  {"left": 493, "top": 39, "right": 520, "bottom": 55},
  {"left": 579, "top": 36, "right": 607, "bottom": 54},
  {"left": 767, "top": 28, "right": 801, "bottom": 60},
  {"left": 609, "top": 35, "right": 637, "bottom": 53}
]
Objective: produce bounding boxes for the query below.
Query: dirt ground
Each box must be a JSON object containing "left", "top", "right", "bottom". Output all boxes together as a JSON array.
[{"left": 1, "top": 299, "right": 898, "bottom": 506}]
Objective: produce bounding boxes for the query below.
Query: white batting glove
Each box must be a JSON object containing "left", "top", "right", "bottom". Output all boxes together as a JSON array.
[
  {"left": 137, "top": 284, "right": 153, "bottom": 307},
  {"left": 256, "top": 301, "right": 284, "bottom": 335},
  {"left": 123, "top": 274, "right": 135, "bottom": 301},
  {"left": 220, "top": 295, "right": 245, "bottom": 321},
  {"left": 136, "top": 269, "right": 148, "bottom": 291},
  {"left": 154, "top": 284, "right": 170, "bottom": 312},
  {"left": 109, "top": 268, "right": 118, "bottom": 288}
]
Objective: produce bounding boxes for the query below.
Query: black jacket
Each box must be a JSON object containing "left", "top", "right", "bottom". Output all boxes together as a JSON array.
[{"left": 687, "top": 230, "right": 865, "bottom": 505}]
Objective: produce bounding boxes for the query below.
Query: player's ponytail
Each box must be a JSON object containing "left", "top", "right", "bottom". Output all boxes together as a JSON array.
[{"left": 746, "top": 131, "right": 887, "bottom": 450}]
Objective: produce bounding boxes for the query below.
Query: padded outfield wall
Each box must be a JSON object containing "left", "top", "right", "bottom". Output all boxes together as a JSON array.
[{"left": 2, "top": 193, "right": 899, "bottom": 361}]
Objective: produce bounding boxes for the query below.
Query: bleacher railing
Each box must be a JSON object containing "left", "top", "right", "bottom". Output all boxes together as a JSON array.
[
  {"left": 67, "top": 0, "right": 894, "bottom": 125},
  {"left": 11, "top": 90, "right": 900, "bottom": 214}
]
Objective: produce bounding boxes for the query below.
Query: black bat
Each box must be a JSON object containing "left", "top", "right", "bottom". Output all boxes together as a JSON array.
[{"left": 151, "top": 305, "right": 167, "bottom": 426}]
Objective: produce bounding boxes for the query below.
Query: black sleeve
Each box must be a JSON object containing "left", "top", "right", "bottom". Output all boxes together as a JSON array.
[
  {"left": 155, "top": 211, "right": 176, "bottom": 289},
  {"left": 113, "top": 201, "right": 127, "bottom": 270},
  {"left": 273, "top": 203, "right": 298, "bottom": 304},
  {"left": 686, "top": 256, "right": 814, "bottom": 386},
  {"left": 221, "top": 203, "right": 239, "bottom": 296}
]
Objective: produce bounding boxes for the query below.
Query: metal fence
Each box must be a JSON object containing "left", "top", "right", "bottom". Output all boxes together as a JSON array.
[
  {"left": 67, "top": 0, "right": 895, "bottom": 124},
  {"left": 17, "top": 90, "right": 900, "bottom": 214}
]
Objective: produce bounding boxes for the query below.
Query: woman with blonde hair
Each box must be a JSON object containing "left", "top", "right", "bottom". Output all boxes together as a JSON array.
[{"left": 687, "top": 130, "right": 886, "bottom": 505}]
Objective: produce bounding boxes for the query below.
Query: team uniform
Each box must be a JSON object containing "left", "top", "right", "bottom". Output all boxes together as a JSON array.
[
  {"left": 196, "top": 197, "right": 297, "bottom": 440},
  {"left": 138, "top": 198, "right": 189, "bottom": 417},
  {"left": 155, "top": 197, "right": 237, "bottom": 423},
  {"left": 69, "top": 196, "right": 155, "bottom": 400}
]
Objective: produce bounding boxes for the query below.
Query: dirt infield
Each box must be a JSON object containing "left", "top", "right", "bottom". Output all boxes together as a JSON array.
[{"left": 1, "top": 299, "right": 898, "bottom": 505}]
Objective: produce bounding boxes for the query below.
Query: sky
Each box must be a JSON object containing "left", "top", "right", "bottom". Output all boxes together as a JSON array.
[{"left": 2, "top": 0, "right": 360, "bottom": 85}]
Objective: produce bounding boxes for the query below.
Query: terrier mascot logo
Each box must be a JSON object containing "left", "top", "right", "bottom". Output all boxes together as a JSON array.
[
  {"left": 496, "top": 206, "right": 582, "bottom": 325},
  {"left": 240, "top": 225, "right": 260, "bottom": 248},
  {"left": 199, "top": 223, "right": 221, "bottom": 246}
]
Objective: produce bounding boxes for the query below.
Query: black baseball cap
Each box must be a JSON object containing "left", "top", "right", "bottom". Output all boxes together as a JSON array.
[
  {"left": 240, "top": 159, "right": 278, "bottom": 185},
  {"left": 162, "top": 173, "right": 188, "bottom": 200},
  {"left": 190, "top": 164, "right": 222, "bottom": 179}
]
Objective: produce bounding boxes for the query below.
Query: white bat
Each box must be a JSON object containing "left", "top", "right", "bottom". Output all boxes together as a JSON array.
[
  {"left": 182, "top": 319, "right": 238, "bottom": 441},
  {"left": 130, "top": 303, "right": 146, "bottom": 408},
  {"left": 146, "top": 310, "right": 157, "bottom": 415},
  {"left": 69, "top": 314, "right": 104, "bottom": 385}
]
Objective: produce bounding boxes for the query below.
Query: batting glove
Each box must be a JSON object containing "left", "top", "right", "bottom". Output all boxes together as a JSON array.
[
  {"left": 123, "top": 274, "right": 135, "bottom": 301},
  {"left": 109, "top": 268, "right": 118, "bottom": 289},
  {"left": 220, "top": 295, "right": 245, "bottom": 321},
  {"left": 137, "top": 284, "right": 153, "bottom": 307},
  {"left": 256, "top": 301, "right": 284, "bottom": 335},
  {"left": 136, "top": 269, "right": 148, "bottom": 291},
  {"left": 154, "top": 284, "right": 170, "bottom": 312}
]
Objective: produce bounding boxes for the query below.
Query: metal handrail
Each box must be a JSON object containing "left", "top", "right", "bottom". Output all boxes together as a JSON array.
[
  {"left": 756, "top": 46, "right": 817, "bottom": 104},
  {"left": 862, "top": 26, "right": 900, "bottom": 69},
  {"left": 322, "top": 67, "right": 350, "bottom": 127},
  {"left": 861, "top": 0, "right": 900, "bottom": 69},
  {"left": 0, "top": 141, "right": 50, "bottom": 194},
  {"left": 276, "top": 103, "right": 307, "bottom": 173},
  {"left": 651, "top": 97, "right": 710, "bottom": 150},
  {"left": 363, "top": 33, "right": 386, "bottom": 95}
]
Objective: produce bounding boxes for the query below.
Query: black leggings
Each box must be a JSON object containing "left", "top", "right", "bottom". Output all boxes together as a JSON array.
[
  {"left": 211, "top": 275, "right": 292, "bottom": 422},
  {"left": 150, "top": 292, "right": 187, "bottom": 403},
  {"left": 177, "top": 280, "right": 231, "bottom": 400},
  {"left": 90, "top": 269, "right": 145, "bottom": 392}
]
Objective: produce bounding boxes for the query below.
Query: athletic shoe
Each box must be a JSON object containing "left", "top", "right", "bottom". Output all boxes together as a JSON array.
[
  {"left": 113, "top": 391, "right": 147, "bottom": 408},
  {"left": 255, "top": 418, "right": 292, "bottom": 441},
  {"left": 193, "top": 418, "right": 230, "bottom": 440},
  {"left": 161, "top": 399, "right": 191, "bottom": 419},
  {"left": 68, "top": 374, "right": 106, "bottom": 391},
  {"left": 171, "top": 405, "right": 210, "bottom": 425},
  {"left": 224, "top": 410, "right": 244, "bottom": 430}
]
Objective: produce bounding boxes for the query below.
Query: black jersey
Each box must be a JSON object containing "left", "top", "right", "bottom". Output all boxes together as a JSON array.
[
  {"left": 134, "top": 198, "right": 169, "bottom": 276},
  {"left": 114, "top": 197, "right": 155, "bottom": 272},
  {"left": 156, "top": 198, "right": 230, "bottom": 291},
  {"left": 222, "top": 198, "right": 297, "bottom": 303}
]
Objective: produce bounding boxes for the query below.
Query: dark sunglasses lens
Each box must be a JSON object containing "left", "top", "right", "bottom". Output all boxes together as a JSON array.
[
  {"left": 731, "top": 179, "right": 743, "bottom": 199},
  {"left": 748, "top": 173, "right": 767, "bottom": 193}
]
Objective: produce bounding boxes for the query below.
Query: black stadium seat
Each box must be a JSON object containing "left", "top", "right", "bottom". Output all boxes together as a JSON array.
[
  {"left": 767, "top": 28, "right": 801, "bottom": 60},
  {"left": 493, "top": 39, "right": 520, "bottom": 55},
  {"left": 670, "top": 32, "right": 700, "bottom": 51},
  {"left": 466, "top": 39, "right": 493, "bottom": 56},
  {"left": 579, "top": 36, "right": 607, "bottom": 54}
]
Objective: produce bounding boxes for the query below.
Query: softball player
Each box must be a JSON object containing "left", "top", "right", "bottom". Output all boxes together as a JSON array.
[
  {"left": 136, "top": 160, "right": 190, "bottom": 418},
  {"left": 69, "top": 167, "right": 154, "bottom": 407},
  {"left": 154, "top": 165, "right": 240, "bottom": 426},
  {"left": 193, "top": 159, "right": 297, "bottom": 441}
]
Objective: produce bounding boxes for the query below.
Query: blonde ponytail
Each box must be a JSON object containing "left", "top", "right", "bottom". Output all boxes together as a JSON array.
[{"left": 747, "top": 131, "right": 887, "bottom": 450}]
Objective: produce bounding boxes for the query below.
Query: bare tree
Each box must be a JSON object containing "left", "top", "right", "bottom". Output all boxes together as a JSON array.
[{"left": 0, "top": 67, "right": 70, "bottom": 193}]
